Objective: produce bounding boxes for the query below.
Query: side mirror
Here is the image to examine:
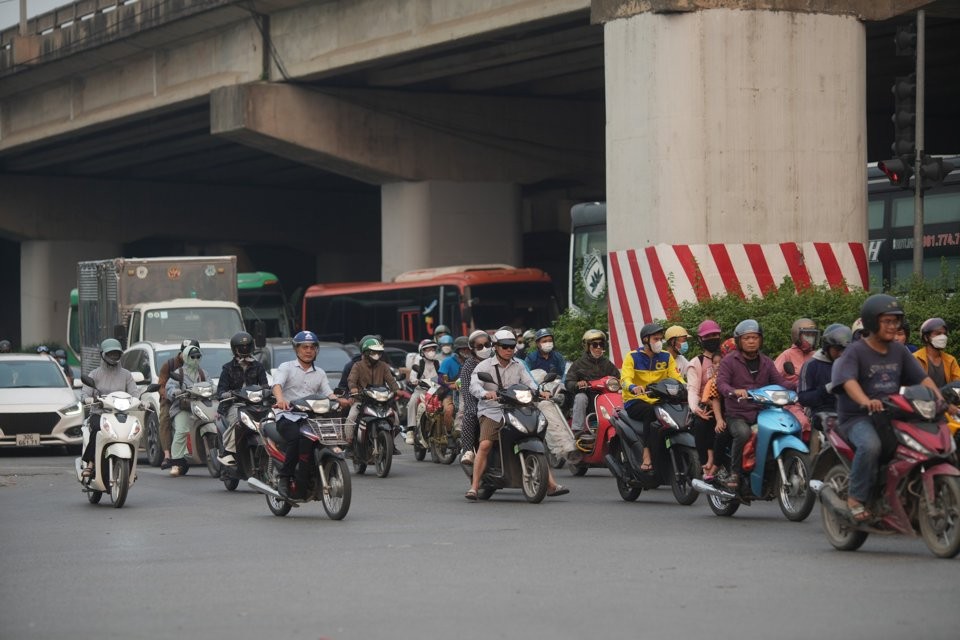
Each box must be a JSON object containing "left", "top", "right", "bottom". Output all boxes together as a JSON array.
[
  {"left": 169, "top": 370, "right": 183, "bottom": 383},
  {"left": 144, "top": 383, "right": 161, "bottom": 393},
  {"left": 543, "top": 373, "right": 558, "bottom": 383},
  {"left": 80, "top": 374, "right": 96, "bottom": 389},
  {"left": 783, "top": 362, "right": 796, "bottom": 376},
  {"left": 477, "top": 372, "right": 494, "bottom": 384}
]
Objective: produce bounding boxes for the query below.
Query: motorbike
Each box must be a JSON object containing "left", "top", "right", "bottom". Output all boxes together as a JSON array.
[
  {"left": 459, "top": 371, "right": 554, "bottom": 503},
  {"left": 352, "top": 385, "right": 401, "bottom": 478},
  {"left": 216, "top": 385, "right": 273, "bottom": 491},
  {"left": 810, "top": 384, "right": 960, "bottom": 558},
  {"left": 942, "top": 381, "right": 960, "bottom": 454},
  {"left": 168, "top": 374, "right": 221, "bottom": 477},
  {"left": 413, "top": 379, "right": 458, "bottom": 464},
  {"left": 692, "top": 385, "right": 815, "bottom": 521},
  {"left": 74, "top": 374, "right": 159, "bottom": 508},
  {"left": 565, "top": 376, "right": 624, "bottom": 477},
  {"left": 606, "top": 379, "right": 701, "bottom": 505},
  {"left": 248, "top": 395, "right": 352, "bottom": 520}
]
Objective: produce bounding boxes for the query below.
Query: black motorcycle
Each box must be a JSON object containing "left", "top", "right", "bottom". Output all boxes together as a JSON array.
[
  {"left": 606, "top": 379, "right": 701, "bottom": 505},
  {"left": 352, "top": 385, "right": 401, "bottom": 478},
  {"left": 460, "top": 372, "right": 554, "bottom": 503},
  {"left": 216, "top": 385, "right": 272, "bottom": 491},
  {"left": 248, "top": 394, "right": 352, "bottom": 520}
]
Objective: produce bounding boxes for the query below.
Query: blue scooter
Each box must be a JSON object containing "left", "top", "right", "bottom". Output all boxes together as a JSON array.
[{"left": 692, "top": 385, "right": 815, "bottom": 521}]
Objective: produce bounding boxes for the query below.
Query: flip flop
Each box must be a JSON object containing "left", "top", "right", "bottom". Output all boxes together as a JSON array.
[
  {"left": 547, "top": 485, "right": 570, "bottom": 497},
  {"left": 849, "top": 503, "right": 872, "bottom": 522},
  {"left": 465, "top": 489, "right": 478, "bottom": 501},
  {"left": 639, "top": 462, "right": 654, "bottom": 472}
]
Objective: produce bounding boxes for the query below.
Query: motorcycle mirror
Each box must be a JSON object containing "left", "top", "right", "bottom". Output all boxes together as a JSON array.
[
  {"left": 476, "top": 372, "right": 495, "bottom": 384},
  {"left": 543, "top": 373, "right": 558, "bottom": 383},
  {"left": 783, "top": 362, "right": 796, "bottom": 376},
  {"left": 144, "top": 383, "right": 161, "bottom": 393},
  {"left": 80, "top": 374, "right": 96, "bottom": 389},
  {"left": 169, "top": 370, "right": 183, "bottom": 382}
]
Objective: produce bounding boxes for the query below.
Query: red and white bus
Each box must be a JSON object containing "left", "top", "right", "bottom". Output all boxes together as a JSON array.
[{"left": 301, "top": 265, "right": 560, "bottom": 344}]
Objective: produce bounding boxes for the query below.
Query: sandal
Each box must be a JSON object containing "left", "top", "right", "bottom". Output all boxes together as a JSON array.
[
  {"left": 547, "top": 485, "right": 570, "bottom": 497},
  {"left": 639, "top": 462, "right": 654, "bottom": 472},
  {"left": 725, "top": 474, "right": 740, "bottom": 489},
  {"left": 465, "top": 489, "right": 478, "bottom": 501},
  {"left": 849, "top": 502, "right": 872, "bottom": 522},
  {"left": 81, "top": 466, "right": 93, "bottom": 478}
]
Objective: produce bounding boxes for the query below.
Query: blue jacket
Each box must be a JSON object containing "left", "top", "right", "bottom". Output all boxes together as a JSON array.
[{"left": 525, "top": 350, "right": 566, "bottom": 381}]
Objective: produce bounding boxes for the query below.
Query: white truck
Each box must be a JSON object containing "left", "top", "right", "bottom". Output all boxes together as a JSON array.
[{"left": 77, "top": 256, "right": 245, "bottom": 374}]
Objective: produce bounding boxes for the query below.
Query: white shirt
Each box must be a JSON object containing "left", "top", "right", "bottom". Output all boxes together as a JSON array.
[
  {"left": 470, "top": 356, "right": 536, "bottom": 422},
  {"left": 273, "top": 359, "right": 334, "bottom": 422}
]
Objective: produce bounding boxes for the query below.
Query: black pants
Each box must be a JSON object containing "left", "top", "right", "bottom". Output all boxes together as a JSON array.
[
  {"left": 692, "top": 414, "right": 716, "bottom": 466},
  {"left": 624, "top": 401, "right": 657, "bottom": 443},
  {"left": 82, "top": 414, "right": 101, "bottom": 463},
  {"left": 277, "top": 417, "right": 311, "bottom": 480}
]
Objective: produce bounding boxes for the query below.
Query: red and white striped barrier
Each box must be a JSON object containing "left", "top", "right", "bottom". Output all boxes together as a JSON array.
[{"left": 607, "top": 242, "right": 868, "bottom": 365}]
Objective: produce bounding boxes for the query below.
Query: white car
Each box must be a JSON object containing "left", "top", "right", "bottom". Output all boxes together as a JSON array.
[
  {"left": 0, "top": 354, "right": 84, "bottom": 449},
  {"left": 120, "top": 341, "right": 235, "bottom": 466}
]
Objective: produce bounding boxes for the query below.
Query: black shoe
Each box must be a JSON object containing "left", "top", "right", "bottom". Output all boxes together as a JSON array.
[
  {"left": 160, "top": 458, "right": 173, "bottom": 470},
  {"left": 393, "top": 445, "right": 401, "bottom": 455},
  {"left": 277, "top": 478, "right": 291, "bottom": 500}
]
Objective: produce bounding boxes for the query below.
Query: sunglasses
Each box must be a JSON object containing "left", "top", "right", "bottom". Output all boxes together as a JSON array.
[
  {"left": 498, "top": 344, "right": 517, "bottom": 350},
  {"left": 588, "top": 341, "right": 606, "bottom": 348},
  {"left": 189, "top": 354, "right": 202, "bottom": 360}
]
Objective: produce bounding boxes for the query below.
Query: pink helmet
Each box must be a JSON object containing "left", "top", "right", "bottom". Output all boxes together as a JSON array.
[{"left": 697, "top": 319, "right": 722, "bottom": 338}]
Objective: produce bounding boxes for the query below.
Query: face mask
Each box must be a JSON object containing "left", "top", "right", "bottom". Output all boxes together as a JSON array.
[
  {"left": 441, "top": 346, "right": 452, "bottom": 355},
  {"left": 701, "top": 338, "right": 721, "bottom": 353},
  {"left": 368, "top": 353, "right": 381, "bottom": 361},
  {"left": 931, "top": 335, "right": 949, "bottom": 350},
  {"left": 540, "top": 342, "right": 554, "bottom": 354},
  {"left": 800, "top": 334, "right": 816, "bottom": 352},
  {"left": 423, "top": 349, "right": 437, "bottom": 361},
  {"left": 475, "top": 347, "right": 492, "bottom": 360},
  {"left": 650, "top": 340, "right": 663, "bottom": 354},
  {"left": 679, "top": 342, "right": 689, "bottom": 355},
  {"left": 103, "top": 353, "right": 121, "bottom": 366}
]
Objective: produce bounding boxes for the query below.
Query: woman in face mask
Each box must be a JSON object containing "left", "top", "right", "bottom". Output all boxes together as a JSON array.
[
  {"left": 773, "top": 318, "right": 820, "bottom": 391},
  {"left": 664, "top": 325, "right": 691, "bottom": 376},
  {"left": 915, "top": 318, "right": 960, "bottom": 390},
  {"left": 458, "top": 331, "right": 492, "bottom": 465}
]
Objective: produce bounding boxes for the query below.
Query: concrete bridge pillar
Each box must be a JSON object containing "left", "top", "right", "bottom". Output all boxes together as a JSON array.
[
  {"left": 380, "top": 181, "right": 521, "bottom": 281},
  {"left": 20, "top": 240, "right": 121, "bottom": 348},
  {"left": 595, "top": 1, "right": 870, "bottom": 253}
]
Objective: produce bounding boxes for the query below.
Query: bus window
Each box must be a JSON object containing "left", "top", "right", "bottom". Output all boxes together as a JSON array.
[
  {"left": 468, "top": 281, "right": 559, "bottom": 332},
  {"left": 868, "top": 200, "right": 885, "bottom": 230}
]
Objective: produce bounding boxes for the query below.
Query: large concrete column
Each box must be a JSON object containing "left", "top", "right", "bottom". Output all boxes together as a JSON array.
[
  {"left": 381, "top": 181, "right": 521, "bottom": 281},
  {"left": 598, "top": 3, "right": 868, "bottom": 251},
  {"left": 20, "top": 240, "right": 121, "bottom": 348}
]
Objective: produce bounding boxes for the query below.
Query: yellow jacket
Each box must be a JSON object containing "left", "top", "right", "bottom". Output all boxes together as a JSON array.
[
  {"left": 914, "top": 347, "right": 960, "bottom": 383},
  {"left": 620, "top": 348, "right": 685, "bottom": 406}
]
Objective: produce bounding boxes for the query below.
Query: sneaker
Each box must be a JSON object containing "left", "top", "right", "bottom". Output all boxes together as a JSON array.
[
  {"left": 217, "top": 453, "right": 236, "bottom": 466},
  {"left": 405, "top": 431, "right": 415, "bottom": 445},
  {"left": 461, "top": 450, "right": 475, "bottom": 465}
]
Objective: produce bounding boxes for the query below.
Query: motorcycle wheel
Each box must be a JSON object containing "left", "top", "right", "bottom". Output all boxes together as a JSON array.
[
  {"left": 352, "top": 443, "right": 367, "bottom": 475},
  {"left": 415, "top": 415, "right": 428, "bottom": 461},
  {"left": 820, "top": 464, "right": 868, "bottom": 551},
  {"left": 431, "top": 429, "right": 457, "bottom": 465},
  {"left": 520, "top": 452, "right": 549, "bottom": 504},
  {"left": 265, "top": 461, "right": 292, "bottom": 517},
  {"left": 87, "top": 490, "right": 102, "bottom": 504},
  {"left": 145, "top": 412, "right": 163, "bottom": 467},
  {"left": 414, "top": 441, "right": 427, "bottom": 462},
  {"left": 670, "top": 447, "right": 701, "bottom": 506},
  {"left": 109, "top": 458, "right": 130, "bottom": 509},
  {"left": 777, "top": 451, "right": 816, "bottom": 522},
  {"left": 918, "top": 475, "right": 960, "bottom": 558},
  {"left": 203, "top": 433, "right": 221, "bottom": 478},
  {"left": 223, "top": 477, "right": 240, "bottom": 491},
  {"left": 321, "top": 457, "right": 352, "bottom": 520},
  {"left": 478, "top": 486, "right": 496, "bottom": 501},
  {"left": 546, "top": 448, "right": 566, "bottom": 469},
  {"left": 568, "top": 462, "right": 588, "bottom": 477},
  {"left": 611, "top": 441, "right": 641, "bottom": 501},
  {"left": 375, "top": 430, "right": 393, "bottom": 478}
]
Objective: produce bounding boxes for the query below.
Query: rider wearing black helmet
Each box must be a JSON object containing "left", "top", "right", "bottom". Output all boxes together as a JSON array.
[
  {"left": 798, "top": 323, "right": 852, "bottom": 424},
  {"left": 216, "top": 331, "right": 268, "bottom": 466},
  {"left": 830, "top": 295, "right": 942, "bottom": 521}
]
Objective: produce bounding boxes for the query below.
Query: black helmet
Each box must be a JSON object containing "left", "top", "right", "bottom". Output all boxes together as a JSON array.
[
  {"left": 230, "top": 331, "right": 255, "bottom": 358},
  {"left": 639, "top": 323, "right": 664, "bottom": 343},
  {"left": 821, "top": 323, "right": 852, "bottom": 350},
  {"left": 859, "top": 294, "right": 904, "bottom": 335},
  {"left": 453, "top": 336, "right": 469, "bottom": 352}
]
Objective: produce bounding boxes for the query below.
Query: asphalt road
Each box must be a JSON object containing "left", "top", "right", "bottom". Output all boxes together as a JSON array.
[{"left": 1, "top": 446, "right": 957, "bottom": 640}]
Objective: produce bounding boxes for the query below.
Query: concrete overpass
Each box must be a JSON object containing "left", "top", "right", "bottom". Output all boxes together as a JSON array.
[{"left": 1, "top": 0, "right": 958, "bottom": 346}]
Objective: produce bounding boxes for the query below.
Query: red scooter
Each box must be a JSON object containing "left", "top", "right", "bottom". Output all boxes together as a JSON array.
[
  {"left": 566, "top": 376, "right": 624, "bottom": 477},
  {"left": 811, "top": 384, "right": 960, "bottom": 558}
]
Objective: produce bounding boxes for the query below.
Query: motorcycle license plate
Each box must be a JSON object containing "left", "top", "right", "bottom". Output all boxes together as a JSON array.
[{"left": 16, "top": 433, "right": 41, "bottom": 446}]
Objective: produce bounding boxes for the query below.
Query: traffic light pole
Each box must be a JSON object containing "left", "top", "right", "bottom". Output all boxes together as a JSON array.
[{"left": 912, "top": 10, "right": 925, "bottom": 277}]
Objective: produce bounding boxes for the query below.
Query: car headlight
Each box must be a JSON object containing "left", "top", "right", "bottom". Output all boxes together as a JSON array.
[
  {"left": 655, "top": 406, "right": 678, "bottom": 429},
  {"left": 60, "top": 401, "right": 83, "bottom": 416},
  {"left": 895, "top": 429, "right": 932, "bottom": 456},
  {"left": 507, "top": 413, "right": 528, "bottom": 433}
]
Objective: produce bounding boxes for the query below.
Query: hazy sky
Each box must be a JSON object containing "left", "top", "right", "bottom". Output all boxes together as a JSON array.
[{"left": 1, "top": 0, "right": 65, "bottom": 31}]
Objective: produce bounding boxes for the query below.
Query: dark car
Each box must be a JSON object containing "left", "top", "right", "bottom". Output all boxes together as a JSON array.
[{"left": 258, "top": 339, "right": 353, "bottom": 388}]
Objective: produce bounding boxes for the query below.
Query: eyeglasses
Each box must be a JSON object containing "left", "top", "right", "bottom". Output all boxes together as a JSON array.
[
  {"left": 473, "top": 343, "right": 489, "bottom": 349},
  {"left": 588, "top": 342, "right": 606, "bottom": 348}
]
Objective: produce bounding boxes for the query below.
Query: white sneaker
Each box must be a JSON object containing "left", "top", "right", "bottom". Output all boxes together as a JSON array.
[
  {"left": 217, "top": 453, "right": 236, "bottom": 466},
  {"left": 461, "top": 450, "right": 475, "bottom": 465},
  {"left": 405, "top": 431, "right": 415, "bottom": 445}
]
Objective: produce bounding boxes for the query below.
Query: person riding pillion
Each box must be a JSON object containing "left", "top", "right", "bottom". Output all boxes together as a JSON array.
[
  {"left": 345, "top": 337, "right": 400, "bottom": 447},
  {"left": 216, "top": 331, "right": 269, "bottom": 466},
  {"left": 565, "top": 329, "right": 619, "bottom": 435},
  {"left": 405, "top": 339, "right": 441, "bottom": 445},
  {"left": 81, "top": 339, "right": 139, "bottom": 478},
  {"left": 272, "top": 330, "right": 349, "bottom": 500}
]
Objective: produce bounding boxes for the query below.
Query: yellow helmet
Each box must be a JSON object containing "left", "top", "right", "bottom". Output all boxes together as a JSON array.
[
  {"left": 581, "top": 329, "right": 607, "bottom": 347},
  {"left": 664, "top": 326, "right": 689, "bottom": 342}
]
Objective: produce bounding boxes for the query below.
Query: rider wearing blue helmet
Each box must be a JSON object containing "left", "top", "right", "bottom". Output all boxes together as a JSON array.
[
  {"left": 437, "top": 334, "right": 456, "bottom": 362},
  {"left": 272, "top": 330, "right": 348, "bottom": 499},
  {"left": 524, "top": 328, "right": 566, "bottom": 381}
]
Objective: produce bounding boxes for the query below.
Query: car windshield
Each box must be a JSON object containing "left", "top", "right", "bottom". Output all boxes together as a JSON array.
[
  {"left": 155, "top": 348, "right": 235, "bottom": 377},
  {"left": 0, "top": 360, "right": 67, "bottom": 389}
]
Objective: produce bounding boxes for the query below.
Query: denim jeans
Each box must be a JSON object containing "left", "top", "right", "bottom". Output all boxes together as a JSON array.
[{"left": 838, "top": 417, "right": 881, "bottom": 503}]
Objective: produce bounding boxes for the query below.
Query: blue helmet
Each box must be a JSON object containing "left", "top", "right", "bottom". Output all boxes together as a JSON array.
[
  {"left": 36, "top": 345, "right": 50, "bottom": 354},
  {"left": 293, "top": 330, "right": 319, "bottom": 346},
  {"left": 438, "top": 335, "right": 454, "bottom": 346},
  {"left": 534, "top": 328, "right": 553, "bottom": 342}
]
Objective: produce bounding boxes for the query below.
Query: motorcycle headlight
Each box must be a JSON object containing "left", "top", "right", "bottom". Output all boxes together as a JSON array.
[
  {"left": 198, "top": 387, "right": 213, "bottom": 398},
  {"left": 129, "top": 421, "right": 142, "bottom": 440},
  {"left": 363, "top": 406, "right": 378, "bottom": 418},
  {"left": 247, "top": 390, "right": 263, "bottom": 403},
  {"left": 514, "top": 390, "right": 533, "bottom": 404},
  {"left": 307, "top": 398, "right": 332, "bottom": 414},
  {"left": 605, "top": 378, "right": 621, "bottom": 392},
  {"left": 537, "top": 412, "right": 547, "bottom": 431},
  {"left": 240, "top": 411, "right": 258, "bottom": 430},
  {"left": 895, "top": 429, "right": 933, "bottom": 456},
  {"left": 655, "top": 406, "right": 678, "bottom": 429},
  {"left": 507, "top": 413, "right": 529, "bottom": 433},
  {"left": 60, "top": 401, "right": 83, "bottom": 416},
  {"left": 366, "top": 389, "right": 392, "bottom": 403},
  {"left": 193, "top": 404, "right": 207, "bottom": 420},
  {"left": 911, "top": 398, "right": 937, "bottom": 420},
  {"left": 101, "top": 421, "right": 115, "bottom": 438},
  {"left": 113, "top": 397, "right": 135, "bottom": 412}
]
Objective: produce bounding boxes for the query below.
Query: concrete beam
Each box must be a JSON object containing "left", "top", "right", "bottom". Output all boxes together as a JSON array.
[
  {"left": 210, "top": 84, "right": 603, "bottom": 185},
  {"left": 591, "top": 0, "right": 935, "bottom": 22}
]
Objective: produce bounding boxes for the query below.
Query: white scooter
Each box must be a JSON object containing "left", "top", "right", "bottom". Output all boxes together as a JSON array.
[{"left": 74, "top": 374, "right": 158, "bottom": 508}]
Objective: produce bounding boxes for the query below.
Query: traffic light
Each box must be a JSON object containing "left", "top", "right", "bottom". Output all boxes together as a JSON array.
[
  {"left": 879, "top": 158, "right": 913, "bottom": 188},
  {"left": 895, "top": 21, "right": 917, "bottom": 56},
  {"left": 891, "top": 73, "right": 916, "bottom": 158},
  {"left": 918, "top": 154, "right": 955, "bottom": 189}
]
